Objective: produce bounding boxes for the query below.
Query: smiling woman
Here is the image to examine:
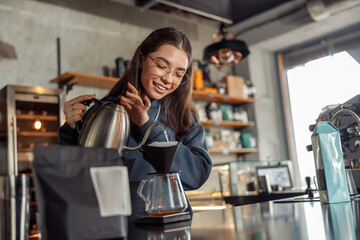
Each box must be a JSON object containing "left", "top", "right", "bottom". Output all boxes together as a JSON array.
[
  {"left": 137, "top": 45, "right": 189, "bottom": 100},
  {"left": 58, "top": 27, "right": 212, "bottom": 219},
  {"left": 104, "top": 27, "right": 195, "bottom": 134}
]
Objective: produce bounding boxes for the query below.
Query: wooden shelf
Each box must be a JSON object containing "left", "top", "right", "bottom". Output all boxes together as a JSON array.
[
  {"left": 208, "top": 148, "right": 258, "bottom": 154},
  {"left": 192, "top": 90, "right": 255, "bottom": 104},
  {"left": 17, "top": 132, "right": 58, "bottom": 137},
  {"left": 200, "top": 120, "right": 254, "bottom": 128},
  {"left": 18, "top": 148, "right": 34, "bottom": 152},
  {"left": 17, "top": 114, "right": 58, "bottom": 121},
  {"left": 50, "top": 71, "right": 119, "bottom": 89},
  {"left": 193, "top": 90, "right": 257, "bottom": 156}
]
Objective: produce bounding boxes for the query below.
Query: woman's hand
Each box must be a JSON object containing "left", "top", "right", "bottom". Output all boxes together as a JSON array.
[
  {"left": 120, "top": 82, "right": 151, "bottom": 126},
  {"left": 64, "top": 94, "right": 96, "bottom": 129}
]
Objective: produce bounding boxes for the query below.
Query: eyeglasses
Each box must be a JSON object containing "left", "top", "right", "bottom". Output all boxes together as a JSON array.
[{"left": 148, "top": 55, "right": 190, "bottom": 85}]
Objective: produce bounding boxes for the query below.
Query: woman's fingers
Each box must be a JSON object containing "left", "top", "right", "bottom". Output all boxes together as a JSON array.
[
  {"left": 120, "top": 97, "right": 133, "bottom": 110},
  {"left": 64, "top": 94, "right": 95, "bottom": 110},
  {"left": 68, "top": 94, "right": 96, "bottom": 105},
  {"left": 72, "top": 102, "right": 87, "bottom": 112},
  {"left": 120, "top": 95, "right": 135, "bottom": 109},
  {"left": 127, "top": 91, "right": 144, "bottom": 106},
  {"left": 66, "top": 110, "right": 84, "bottom": 125},
  {"left": 64, "top": 94, "right": 95, "bottom": 129},
  {"left": 126, "top": 82, "right": 146, "bottom": 105},
  {"left": 127, "top": 82, "right": 138, "bottom": 95},
  {"left": 120, "top": 82, "right": 151, "bottom": 126},
  {"left": 143, "top": 95, "right": 151, "bottom": 109}
]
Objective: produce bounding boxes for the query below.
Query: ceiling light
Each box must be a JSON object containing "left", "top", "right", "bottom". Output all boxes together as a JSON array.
[{"left": 203, "top": 23, "right": 249, "bottom": 67}]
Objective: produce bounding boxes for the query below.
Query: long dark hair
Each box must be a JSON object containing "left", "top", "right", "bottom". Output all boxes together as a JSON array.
[{"left": 103, "top": 27, "right": 197, "bottom": 138}]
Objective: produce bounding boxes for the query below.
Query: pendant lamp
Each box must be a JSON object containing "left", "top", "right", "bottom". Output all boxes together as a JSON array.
[{"left": 203, "top": 23, "right": 249, "bottom": 67}]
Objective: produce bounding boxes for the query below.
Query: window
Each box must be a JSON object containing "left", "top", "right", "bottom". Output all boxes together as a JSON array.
[{"left": 279, "top": 28, "right": 360, "bottom": 188}]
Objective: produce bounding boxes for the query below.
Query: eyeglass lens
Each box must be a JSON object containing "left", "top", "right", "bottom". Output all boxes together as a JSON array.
[{"left": 150, "top": 56, "right": 189, "bottom": 84}]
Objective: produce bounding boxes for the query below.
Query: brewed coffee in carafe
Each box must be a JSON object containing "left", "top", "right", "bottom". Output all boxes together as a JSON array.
[{"left": 138, "top": 141, "right": 188, "bottom": 216}]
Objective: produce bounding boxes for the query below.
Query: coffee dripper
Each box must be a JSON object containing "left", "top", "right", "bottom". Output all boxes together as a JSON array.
[{"left": 137, "top": 142, "right": 188, "bottom": 217}]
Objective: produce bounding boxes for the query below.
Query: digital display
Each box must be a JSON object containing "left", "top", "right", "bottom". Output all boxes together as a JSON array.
[{"left": 256, "top": 166, "right": 292, "bottom": 188}]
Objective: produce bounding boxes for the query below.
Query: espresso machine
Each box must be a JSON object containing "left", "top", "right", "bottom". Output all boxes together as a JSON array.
[{"left": 308, "top": 94, "right": 360, "bottom": 194}]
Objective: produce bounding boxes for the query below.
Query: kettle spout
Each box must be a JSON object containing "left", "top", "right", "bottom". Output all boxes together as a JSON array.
[{"left": 123, "top": 122, "right": 166, "bottom": 151}]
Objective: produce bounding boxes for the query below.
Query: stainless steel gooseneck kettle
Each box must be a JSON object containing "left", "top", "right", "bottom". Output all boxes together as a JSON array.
[{"left": 76, "top": 98, "right": 161, "bottom": 155}]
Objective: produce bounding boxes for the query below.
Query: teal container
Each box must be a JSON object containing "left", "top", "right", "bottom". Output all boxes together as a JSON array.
[
  {"left": 219, "top": 105, "right": 233, "bottom": 121},
  {"left": 240, "top": 133, "right": 256, "bottom": 148},
  {"left": 311, "top": 121, "right": 350, "bottom": 204}
]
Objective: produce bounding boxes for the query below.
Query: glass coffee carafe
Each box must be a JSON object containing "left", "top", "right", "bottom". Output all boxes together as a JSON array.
[
  {"left": 137, "top": 171, "right": 188, "bottom": 216},
  {"left": 137, "top": 141, "right": 188, "bottom": 216}
]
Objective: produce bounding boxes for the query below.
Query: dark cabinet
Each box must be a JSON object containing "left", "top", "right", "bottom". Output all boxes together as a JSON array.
[{"left": 0, "top": 85, "right": 65, "bottom": 175}]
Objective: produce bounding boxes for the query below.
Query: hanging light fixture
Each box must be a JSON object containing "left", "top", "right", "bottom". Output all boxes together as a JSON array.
[{"left": 203, "top": 23, "right": 249, "bottom": 67}]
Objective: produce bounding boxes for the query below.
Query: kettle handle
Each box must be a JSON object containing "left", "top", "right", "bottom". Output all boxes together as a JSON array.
[{"left": 75, "top": 98, "right": 103, "bottom": 139}]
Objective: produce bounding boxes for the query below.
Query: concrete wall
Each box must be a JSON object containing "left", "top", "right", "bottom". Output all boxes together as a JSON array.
[
  {"left": 0, "top": 0, "right": 218, "bottom": 101},
  {"left": 0, "top": 0, "right": 237, "bottom": 184}
]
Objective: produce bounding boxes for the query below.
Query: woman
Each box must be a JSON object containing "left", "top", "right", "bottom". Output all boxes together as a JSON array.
[{"left": 59, "top": 27, "right": 212, "bottom": 217}]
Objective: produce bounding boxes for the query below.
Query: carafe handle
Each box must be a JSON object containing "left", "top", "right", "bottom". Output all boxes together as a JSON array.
[{"left": 137, "top": 179, "right": 151, "bottom": 206}]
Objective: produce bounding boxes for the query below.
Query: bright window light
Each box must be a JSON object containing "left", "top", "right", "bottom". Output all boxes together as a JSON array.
[{"left": 286, "top": 51, "right": 360, "bottom": 187}]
